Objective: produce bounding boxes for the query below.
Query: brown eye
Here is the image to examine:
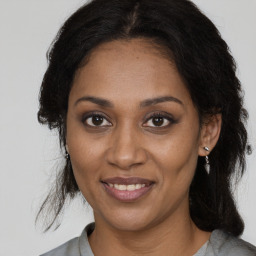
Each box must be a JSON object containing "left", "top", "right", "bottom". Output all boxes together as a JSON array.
[
  {"left": 152, "top": 117, "right": 164, "bottom": 126},
  {"left": 92, "top": 115, "right": 104, "bottom": 126},
  {"left": 84, "top": 114, "right": 111, "bottom": 127},
  {"left": 143, "top": 113, "right": 174, "bottom": 128}
]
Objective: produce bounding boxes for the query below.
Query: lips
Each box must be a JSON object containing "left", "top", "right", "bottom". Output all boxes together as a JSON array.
[
  {"left": 102, "top": 177, "right": 153, "bottom": 186},
  {"left": 101, "top": 177, "right": 154, "bottom": 202}
]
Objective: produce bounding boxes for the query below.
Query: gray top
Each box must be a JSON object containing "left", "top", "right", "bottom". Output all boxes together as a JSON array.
[{"left": 40, "top": 223, "right": 256, "bottom": 256}]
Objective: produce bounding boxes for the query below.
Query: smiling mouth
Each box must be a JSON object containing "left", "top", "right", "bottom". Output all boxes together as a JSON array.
[
  {"left": 105, "top": 183, "right": 146, "bottom": 191},
  {"left": 101, "top": 177, "right": 154, "bottom": 202}
]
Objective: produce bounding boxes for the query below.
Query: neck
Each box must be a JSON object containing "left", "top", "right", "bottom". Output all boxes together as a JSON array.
[{"left": 89, "top": 205, "right": 210, "bottom": 256}]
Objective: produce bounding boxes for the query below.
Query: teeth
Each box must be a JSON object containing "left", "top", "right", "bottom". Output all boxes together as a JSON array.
[
  {"left": 127, "top": 184, "right": 136, "bottom": 191},
  {"left": 135, "top": 184, "right": 141, "bottom": 189},
  {"left": 108, "top": 183, "right": 147, "bottom": 191}
]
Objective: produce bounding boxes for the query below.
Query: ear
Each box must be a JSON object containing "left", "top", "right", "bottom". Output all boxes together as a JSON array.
[{"left": 198, "top": 114, "right": 222, "bottom": 156}]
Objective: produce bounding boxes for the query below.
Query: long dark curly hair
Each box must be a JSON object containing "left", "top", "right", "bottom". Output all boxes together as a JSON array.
[{"left": 37, "top": 0, "right": 250, "bottom": 235}]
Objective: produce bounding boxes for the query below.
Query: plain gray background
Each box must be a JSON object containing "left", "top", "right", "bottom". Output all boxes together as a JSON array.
[{"left": 0, "top": 0, "right": 255, "bottom": 255}]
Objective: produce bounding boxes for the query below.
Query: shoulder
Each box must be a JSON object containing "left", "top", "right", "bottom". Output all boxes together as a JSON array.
[
  {"left": 210, "top": 230, "right": 256, "bottom": 256},
  {"left": 40, "top": 236, "right": 80, "bottom": 256},
  {"left": 40, "top": 223, "right": 95, "bottom": 256}
]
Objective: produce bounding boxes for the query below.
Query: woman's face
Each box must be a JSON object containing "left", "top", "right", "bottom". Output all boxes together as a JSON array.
[{"left": 66, "top": 39, "right": 204, "bottom": 231}]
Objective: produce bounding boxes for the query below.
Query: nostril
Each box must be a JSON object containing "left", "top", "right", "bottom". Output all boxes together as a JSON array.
[{"left": 105, "top": 144, "right": 148, "bottom": 170}]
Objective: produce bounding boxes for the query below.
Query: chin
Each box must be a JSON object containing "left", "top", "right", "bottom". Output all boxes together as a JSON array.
[{"left": 97, "top": 206, "right": 163, "bottom": 232}]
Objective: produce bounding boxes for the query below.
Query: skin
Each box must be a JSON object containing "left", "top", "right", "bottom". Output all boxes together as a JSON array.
[{"left": 66, "top": 39, "right": 222, "bottom": 256}]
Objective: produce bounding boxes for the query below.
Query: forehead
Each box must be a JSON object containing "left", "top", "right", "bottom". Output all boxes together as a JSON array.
[
  {"left": 88, "top": 38, "right": 173, "bottom": 62},
  {"left": 70, "top": 38, "right": 191, "bottom": 106}
]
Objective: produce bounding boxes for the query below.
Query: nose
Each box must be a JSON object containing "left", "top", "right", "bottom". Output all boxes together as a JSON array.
[{"left": 106, "top": 125, "right": 148, "bottom": 170}]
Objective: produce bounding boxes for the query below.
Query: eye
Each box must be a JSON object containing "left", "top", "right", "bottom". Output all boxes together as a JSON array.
[
  {"left": 143, "top": 113, "right": 174, "bottom": 128},
  {"left": 83, "top": 113, "right": 112, "bottom": 127}
]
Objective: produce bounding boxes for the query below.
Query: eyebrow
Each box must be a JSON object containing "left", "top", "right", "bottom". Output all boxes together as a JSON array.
[
  {"left": 74, "top": 95, "right": 183, "bottom": 108},
  {"left": 140, "top": 96, "right": 183, "bottom": 108},
  {"left": 75, "top": 96, "right": 114, "bottom": 107}
]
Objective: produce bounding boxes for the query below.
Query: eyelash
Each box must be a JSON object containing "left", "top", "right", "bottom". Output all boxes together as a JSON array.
[
  {"left": 82, "top": 111, "right": 111, "bottom": 127},
  {"left": 81, "top": 111, "right": 176, "bottom": 128},
  {"left": 143, "top": 112, "right": 176, "bottom": 128}
]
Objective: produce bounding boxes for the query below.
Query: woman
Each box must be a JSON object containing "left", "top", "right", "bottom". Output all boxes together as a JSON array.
[{"left": 38, "top": 0, "right": 256, "bottom": 255}]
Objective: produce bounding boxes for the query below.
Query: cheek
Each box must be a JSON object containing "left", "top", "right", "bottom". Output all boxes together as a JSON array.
[
  {"left": 68, "top": 140, "right": 105, "bottom": 207},
  {"left": 67, "top": 113, "right": 102, "bottom": 163},
  {"left": 69, "top": 139, "right": 103, "bottom": 178},
  {"left": 149, "top": 126, "right": 200, "bottom": 184},
  {"left": 66, "top": 122, "right": 105, "bottom": 191},
  {"left": 150, "top": 138, "right": 199, "bottom": 211}
]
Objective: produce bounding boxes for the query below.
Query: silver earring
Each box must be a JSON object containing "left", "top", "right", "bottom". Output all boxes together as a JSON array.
[{"left": 203, "top": 146, "right": 210, "bottom": 174}]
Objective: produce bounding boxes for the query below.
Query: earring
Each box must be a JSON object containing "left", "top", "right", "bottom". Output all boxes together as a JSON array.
[
  {"left": 203, "top": 146, "right": 210, "bottom": 174},
  {"left": 65, "top": 145, "right": 69, "bottom": 159}
]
